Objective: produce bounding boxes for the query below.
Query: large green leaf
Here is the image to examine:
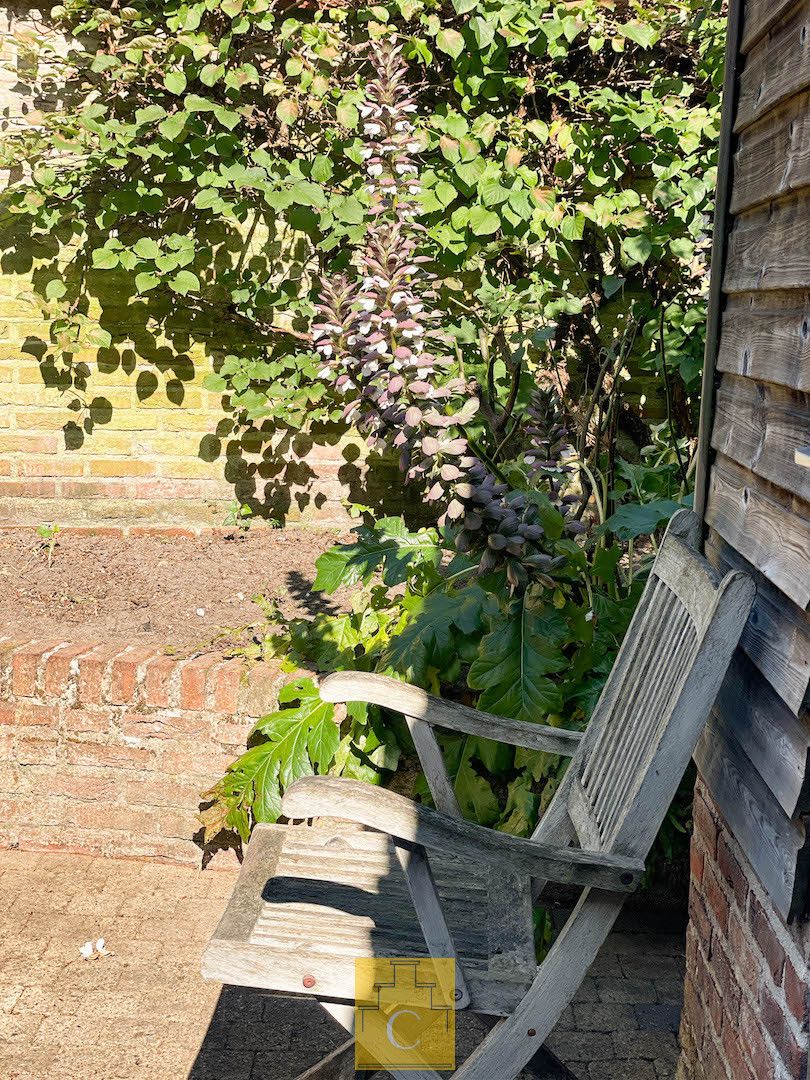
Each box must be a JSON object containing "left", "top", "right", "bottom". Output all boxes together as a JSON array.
[
  {"left": 238, "top": 744, "right": 283, "bottom": 823},
  {"left": 384, "top": 584, "right": 489, "bottom": 683},
  {"left": 436, "top": 28, "right": 464, "bottom": 59},
  {"left": 314, "top": 518, "right": 442, "bottom": 593},
  {"left": 497, "top": 773, "right": 539, "bottom": 835},
  {"left": 468, "top": 596, "right": 567, "bottom": 721},
  {"left": 247, "top": 677, "right": 341, "bottom": 787},
  {"left": 260, "top": 714, "right": 314, "bottom": 788},
  {"left": 454, "top": 748, "right": 500, "bottom": 825},
  {"left": 606, "top": 499, "right": 683, "bottom": 539},
  {"left": 308, "top": 715, "right": 342, "bottom": 772}
]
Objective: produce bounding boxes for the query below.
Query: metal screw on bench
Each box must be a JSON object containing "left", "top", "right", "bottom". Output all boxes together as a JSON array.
[
  {"left": 621, "top": 872, "right": 634, "bottom": 886},
  {"left": 453, "top": 989, "right": 463, "bottom": 1002},
  {"left": 527, "top": 1029, "right": 536, "bottom": 1038},
  {"left": 302, "top": 974, "right": 316, "bottom": 989}
]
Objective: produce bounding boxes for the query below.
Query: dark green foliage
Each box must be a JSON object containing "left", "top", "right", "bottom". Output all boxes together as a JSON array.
[{"left": 203, "top": 511, "right": 645, "bottom": 843}]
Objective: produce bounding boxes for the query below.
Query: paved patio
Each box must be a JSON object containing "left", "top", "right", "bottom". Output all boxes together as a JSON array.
[{"left": 0, "top": 849, "right": 684, "bottom": 1079}]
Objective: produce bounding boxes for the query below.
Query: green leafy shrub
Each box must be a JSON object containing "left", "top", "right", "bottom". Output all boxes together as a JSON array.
[
  {"left": 202, "top": 509, "right": 645, "bottom": 842},
  {"left": 2, "top": 0, "right": 721, "bottom": 875},
  {"left": 2, "top": 0, "right": 723, "bottom": 476}
]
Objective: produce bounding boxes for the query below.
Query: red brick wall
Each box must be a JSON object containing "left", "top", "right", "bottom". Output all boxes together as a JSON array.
[
  {"left": 0, "top": 637, "right": 288, "bottom": 867},
  {"left": 678, "top": 779, "right": 810, "bottom": 1080}
]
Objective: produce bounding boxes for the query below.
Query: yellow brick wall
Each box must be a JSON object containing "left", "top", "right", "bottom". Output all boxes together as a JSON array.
[
  {"left": 0, "top": 5, "right": 400, "bottom": 533},
  {"left": 0, "top": 278, "right": 392, "bottom": 530}
]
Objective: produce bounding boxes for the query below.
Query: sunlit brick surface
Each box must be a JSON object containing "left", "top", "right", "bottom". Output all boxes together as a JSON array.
[{"left": 678, "top": 780, "right": 810, "bottom": 1080}]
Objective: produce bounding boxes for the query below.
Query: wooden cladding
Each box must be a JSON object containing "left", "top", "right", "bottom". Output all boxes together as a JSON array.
[
  {"left": 701, "top": 0, "right": 810, "bottom": 919},
  {"left": 732, "top": 90, "right": 810, "bottom": 213},
  {"left": 736, "top": 1, "right": 810, "bottom": 132},
  {"left": 718, "top": 293, "right": 810, "bottom": 391},
  {"left": 711, "top": 376, "right": 810, "bottom": 502},
  {"left": 724, "top": 195, "right": 810, "bottom": 293},
  {"left": 694, "top": 713, "right": 806, "bottom": 918},
  {"left": 706, "top": 531, "right": 810, "bottom": 717},
  {"left": 741, "top": 0, "right": 802, "bottom": 54},
  {"left": 706, "top": 455, "right": 809, "bottom": 610},
  {"left": 714, "top": 651, "right": 809, "bottom": 818}
]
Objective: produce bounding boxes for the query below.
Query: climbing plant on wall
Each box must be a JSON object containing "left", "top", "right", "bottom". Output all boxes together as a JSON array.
[{"left": 3, "top": 0, "right": 723, "bottom": 460}]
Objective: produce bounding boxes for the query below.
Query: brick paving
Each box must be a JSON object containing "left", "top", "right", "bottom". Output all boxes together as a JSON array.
[{"left": 0, "top": 850, "right": 685, "bottom": 1079}]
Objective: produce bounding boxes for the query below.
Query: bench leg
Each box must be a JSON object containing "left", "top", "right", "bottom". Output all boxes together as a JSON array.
[
  {"left": 450, "top": 891, "right": 625, "bottom": 1079},
  {"left": 480, "top": 1015, "right": 577, "bottom": 1079}
]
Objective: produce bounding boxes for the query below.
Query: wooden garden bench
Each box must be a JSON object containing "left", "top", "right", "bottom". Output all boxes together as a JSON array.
[{"left": 202, "top": 510, "right": 754, "bottom": 1079}]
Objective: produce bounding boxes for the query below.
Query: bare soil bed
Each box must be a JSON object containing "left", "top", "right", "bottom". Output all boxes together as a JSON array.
[{"left": 0, "top": 527, "right": 349, "bottom": 648}]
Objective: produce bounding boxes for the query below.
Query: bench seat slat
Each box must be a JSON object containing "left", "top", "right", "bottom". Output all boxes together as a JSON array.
[{"left": 202, "top": 823, "right": 536, "bottom": 1016}]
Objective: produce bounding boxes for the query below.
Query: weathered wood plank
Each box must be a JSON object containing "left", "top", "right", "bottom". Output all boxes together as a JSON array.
[
  {"left": 718, "top": 292, "right": 810, "bottom": 391},
  {"left": 736, "top": 2, "right": 810, "bottom": 131},
  {"left": 705, "top": 454, "right": 810, "bottom": 609},
  {"left": 694, "top": 713, "right": 806, "bottom": 921},
  {"left": 741, "top": 0, "right": 803, "bottom": 55},
  {"left": 281, "top": 777, "right": 644, "bottom": 892},
  {"left": 693, "top": 0, "right": 745, "bottom": 522},
  {"left": 394, "top": 840, "right": 471, "bottom": 1007},
  {"left": 731, "top": 90, "right": 810, "bottom": 213},
  {"left": 724, "top": 196, "right": 810, "bottom": 293},
  {"left": 612, "top": 569, "right": 755, "bottom": 858},
  {"left": 714, "top": 651, "right": 810, "bottom": 816},
  {"left": 706, "top": 529, "right": 810, "bottom": 715},
  {"left": 446, "top": 892, "right": 627, "bottom": 1080},
  {"left": 204, "top": 823, "right": 536, "bottom": 1014},
  {"left": 567, "top": 779, "right": 602, "bottom": 851},
  {"left": 711, "top": 374, "right": 810, "bottom": 502},
  {"left": 405, "top": 715, "right": 462, "bottom": 819},
  {"left": 320, "top": 672, "right": 583, "bottom": 756},
  {"left": 651, "top": 534, "right": 721, "bottom": 636}
]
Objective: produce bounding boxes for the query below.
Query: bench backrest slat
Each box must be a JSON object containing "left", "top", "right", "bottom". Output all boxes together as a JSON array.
[{"left": 552, "top": 510, "right": 754, "bottom": 860}]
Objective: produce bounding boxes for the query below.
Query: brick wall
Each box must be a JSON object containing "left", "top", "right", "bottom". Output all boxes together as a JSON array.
[
  {"left": 0, "top": 636, "right": 290, "bottom": 867},
  {"left": 678, "top": 779, "right": 810, "bottom": 1080},
  {"left": 0, "top": 4, "right": 402, "bottom": 532}
]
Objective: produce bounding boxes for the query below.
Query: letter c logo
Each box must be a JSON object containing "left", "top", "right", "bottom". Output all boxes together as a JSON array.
[{"left": 386, "top": 1009, "right": 421, "bottom": 1051}]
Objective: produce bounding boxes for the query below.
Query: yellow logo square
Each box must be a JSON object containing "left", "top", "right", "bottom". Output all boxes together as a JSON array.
[{"left": 354, "top": 957, "right": 456, "bottom": 1071}]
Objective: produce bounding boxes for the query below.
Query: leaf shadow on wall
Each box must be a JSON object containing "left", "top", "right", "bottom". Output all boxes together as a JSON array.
[{"left": 0, "top": 215, "right": 426, "bottom": 526}]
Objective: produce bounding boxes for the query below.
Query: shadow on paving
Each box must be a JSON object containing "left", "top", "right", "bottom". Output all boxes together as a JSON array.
[
  {"left": 187, "top": 990, "right": 559, "bottom": 1080},
  {"left": 189, "top": 904, "right": 685, "bottom": 1080}
]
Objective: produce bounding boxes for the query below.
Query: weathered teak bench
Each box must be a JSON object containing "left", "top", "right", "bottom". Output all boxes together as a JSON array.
[{"left": 202, "top": 510, "right": 754, "bottom": 1079}]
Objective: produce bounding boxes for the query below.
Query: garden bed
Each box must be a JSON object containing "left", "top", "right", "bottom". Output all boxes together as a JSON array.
[
  {"left": 0, "top": 527, "right": 347, "bottom": 649},
  {"left": 0, "top": 525, "right": 356, "bottom": 867}
]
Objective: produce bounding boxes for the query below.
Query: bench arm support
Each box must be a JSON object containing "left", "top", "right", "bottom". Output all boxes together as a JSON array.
[
  {"left": 319, "top": 672, "right": 582, "bottom": 757},
  {"left": 282, "top": 777, "right": 642, "bottom": 894}
]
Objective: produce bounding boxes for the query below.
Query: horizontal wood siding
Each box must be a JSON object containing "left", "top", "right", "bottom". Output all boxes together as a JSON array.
[
  {"left": 705, "top": 455, "right": 809, "bottom": 609},
  {"left": 711, "top": 376, "right": 810, "bottom": 501},
  {"left": 703, "top": 0, "right": 810, "bottom": 919},
  {"left": 714, "top": 653, "right": 809, "bottom": 817},
  {"left": 718, "top": 293, "right": 810, "bottom": 391},
  {"left": 741, "top": 0, "right": 803, "bottom": 54},
  {"left": 724, "top": 195, "right": 810, "bottom": 293},
  {"left": 694, "top": 714, "right": 806, "bottom": 919},
  {"left": 706, "top": 531, "right": 810, "bottom": 716},
  {"left": 731, "top": 90, "right": 810, "bottom": 213},
  {"left": 736, "top": 1, "right": 810, "bottom": 132}
]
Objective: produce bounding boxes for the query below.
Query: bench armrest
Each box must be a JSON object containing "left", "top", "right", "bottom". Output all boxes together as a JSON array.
[
  {"left": 282, "top": 777, "right": 642, "bottom": 894},
  {"left": 319, "top": 672, "right": 582, "bottom": 757}
]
